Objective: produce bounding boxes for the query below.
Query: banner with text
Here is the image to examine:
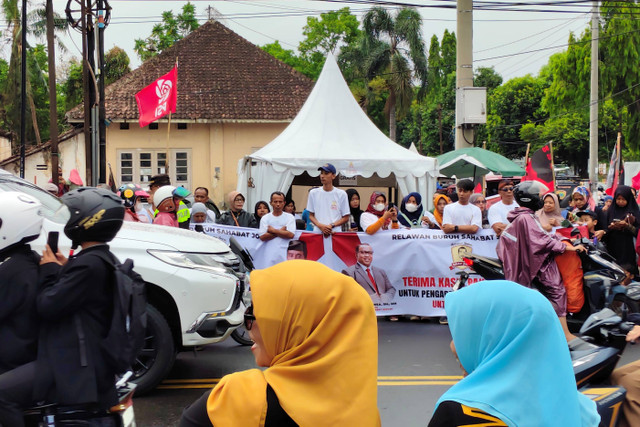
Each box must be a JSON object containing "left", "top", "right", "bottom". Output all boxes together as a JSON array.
[{"left": 191, "top": 224, "right": 499, "bottom": 316}]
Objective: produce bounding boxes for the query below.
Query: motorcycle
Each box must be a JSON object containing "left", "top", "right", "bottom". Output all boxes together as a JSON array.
[
  {"left": 572, "top": 307, "right": 636, "bottom": 426},
  {"left": 458, "top": 235, "right": 640, "bottom": 331},
  {"left": 228, "top": 237, "right": 255, "bottom": 346},
  {"left": 24, "top": 372, "right": 137, "bottom": 427}
]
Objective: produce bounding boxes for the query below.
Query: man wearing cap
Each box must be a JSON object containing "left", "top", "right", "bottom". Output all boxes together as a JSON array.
[
  {"left": 148, "top": 174, "right": 191, "bottom": 229},
  {"left": 306, "top": 163, "right": 350, "bottom": 236},
  {"left": 488, "top": 179, "right": 519, "bottom": 237}
]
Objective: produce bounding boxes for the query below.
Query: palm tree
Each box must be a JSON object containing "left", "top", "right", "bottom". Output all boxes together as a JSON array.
[
  {"left": 1, "top": 0, "right": 67, "bottom": 149},
  {"left": 361, "top": 7, "right": 428, "bottom": 141}
]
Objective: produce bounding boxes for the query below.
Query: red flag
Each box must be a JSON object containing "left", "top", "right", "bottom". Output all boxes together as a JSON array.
[
  {"left": 523, "top": 143, "right": 555, "bottom": 191},
  {"left": 135, "top": 66, "right": 177, "bottom": 127}
]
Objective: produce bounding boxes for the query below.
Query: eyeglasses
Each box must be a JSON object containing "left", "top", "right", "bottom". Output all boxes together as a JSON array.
[
  {"left": 472, "top": 200, "right": 487, "bottom": 204},
  {"left": 359, "top": 250, "right": 373, "bottom": 255},
  {"left": 243, "top": 305, "right": 255, "bottom": 331},
  {"left": 500, "top": 187, "right": 514, "bottom": 192}
]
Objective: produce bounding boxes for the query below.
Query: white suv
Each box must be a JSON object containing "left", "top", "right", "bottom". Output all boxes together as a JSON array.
[{"left": 0, "top": 169, "right": 245, "bottom": 393}]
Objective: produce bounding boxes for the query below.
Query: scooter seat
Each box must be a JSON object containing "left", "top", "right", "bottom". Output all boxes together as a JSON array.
[
  {"left": 471, "top": 254, "right": 503, "bottom": 269},
  {"left": 568, "top": 337, "right": 601, "bottom": 359}
]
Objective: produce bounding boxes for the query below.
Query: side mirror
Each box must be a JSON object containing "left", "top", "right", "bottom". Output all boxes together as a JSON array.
[{"left": 229, "top": 237, "right": 255, "bottom": 271}]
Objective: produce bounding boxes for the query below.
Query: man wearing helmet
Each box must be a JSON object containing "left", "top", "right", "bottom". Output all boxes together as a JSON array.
[
  {"left": 153, "top": 185, "right": 185, "bottom": 227},
  {"left": 0, "top": 188, "right": 124, "bottom": 426},
  {"left": 0, "top": 193, "right": 43, "bottom": 375},
  {"left": 118, "top": 183, "right": 152, "bottom": 223},
  {"left": 496, "top": 181, "right": 585, "bottom": 342}
]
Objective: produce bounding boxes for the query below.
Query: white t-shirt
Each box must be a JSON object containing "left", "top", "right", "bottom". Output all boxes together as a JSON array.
[
  {"left": 259, "top": 212, "right": 296, "bottom": 236},
  {"left": 306, "top": 187, "right": 350, "bottom": 233},
  {"left": 442, "top": 202, "right": 482, "bottom": 228},
  {"left": 360, "top": 211, "right": 383, "bottom": 232},
  {"left": 488, "top": 200, "right": 519, "bottom": 226}
]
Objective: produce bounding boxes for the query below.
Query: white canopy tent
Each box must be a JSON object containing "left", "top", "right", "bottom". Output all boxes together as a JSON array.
[{"left": 237, "top": 54, "right": 438, "bottom": 208}]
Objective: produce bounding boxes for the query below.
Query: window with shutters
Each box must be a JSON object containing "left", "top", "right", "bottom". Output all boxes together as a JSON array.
[{"left": 117, "top": 149, "right": 191, "bottom": 189}]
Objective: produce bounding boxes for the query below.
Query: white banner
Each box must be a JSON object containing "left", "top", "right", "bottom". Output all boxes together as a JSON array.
[{"left": 191, "top": 224, "right": 498, "bottom": 316}]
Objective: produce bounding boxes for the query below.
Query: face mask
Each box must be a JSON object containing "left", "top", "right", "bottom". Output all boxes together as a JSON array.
[
  {"left": 405, "top": 203, "right": 418, "bottom": 213},
  {"left": 374, "top": 203, "right": 385, "bottom": 212},
  {"left": 134, "top": 201, "right": 143, "bottom": 212}
]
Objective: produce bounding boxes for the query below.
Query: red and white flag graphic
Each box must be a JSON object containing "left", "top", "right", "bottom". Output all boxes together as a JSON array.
[{"left": 135, "top": 66, "right": 177, "bottom": 127}]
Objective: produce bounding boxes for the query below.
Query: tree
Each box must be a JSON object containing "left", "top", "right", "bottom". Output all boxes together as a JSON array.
[
  {"left": 134, "top": 2, "right": 199, "bottom": 62},
  {"left": 62, "top": 59, "right": 83, "bottom": 111},
  {"left": 360, "top": 7, "right": 428, "bottom": 141},
  {"left": 104, "top": 46, "right": 131, "bottom": 85},
  {"left": 485, "top": 75, "right": 548, "bottom": 159},
  {"left": 474, "top": 67, "right": 503, "bottom": 93}
]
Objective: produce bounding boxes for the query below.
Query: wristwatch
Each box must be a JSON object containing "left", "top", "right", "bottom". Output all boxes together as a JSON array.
[
  {"left": 330, "top": 222, "right": 335, "bottom": 228},
  {"left": 454, "top": 225, "right": 459, "bottom": 233}
]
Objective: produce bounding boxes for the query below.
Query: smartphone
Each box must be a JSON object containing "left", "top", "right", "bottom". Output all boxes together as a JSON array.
[
  {"left": 47, "top": 231, "right": 59, "bottom": 254},
  {"left": 613, "top": 219, "right": 621, "bottom": 223}
]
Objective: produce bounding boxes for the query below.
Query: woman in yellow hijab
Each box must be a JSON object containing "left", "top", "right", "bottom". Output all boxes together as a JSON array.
[{"left": 180, "top": 260, "right": 380, "bottom": 427}]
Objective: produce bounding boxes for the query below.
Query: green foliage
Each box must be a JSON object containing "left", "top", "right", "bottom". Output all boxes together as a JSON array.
[
  {"left": 474, "top": 67, "right": 503, "bottom": 93},
  {"left": 299, "top": 7, "right": 360, "bottom": 57},
  {"left": 104, "top": 47, "right": 131, "bottom": 86},
  {"left": 134, "top": 2, "right": 199, "bottom": 62},
  {"left": 360, "top": 6, "right": 428, "bottom": 141},
  {"left": 62, "top": 59, "right": 83, "bottom": 111}
]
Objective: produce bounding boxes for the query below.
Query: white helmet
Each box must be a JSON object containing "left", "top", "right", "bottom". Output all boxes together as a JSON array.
[
  {"left": 0, "top": 191, "right": 44, "bottom": 252},
  {"left": 153, "top": 185, "right": 176, "bottom": 207}
]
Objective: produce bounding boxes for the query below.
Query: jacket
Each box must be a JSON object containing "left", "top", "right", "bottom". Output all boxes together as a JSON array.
[
  {"left": 216, "top": 209, "right": 258, "bottom": 228},
  {"left": 341, "top": 264, "right": 396, "bottom": 304},
  {"left": 0, "top": 245, "right": 39, "bottom": 373},
  {"left": 497, "top": 207, "right": 566, "bottom": 287},
  {"left": 34, "top": 244, "right": 118, "bottom": 408}
]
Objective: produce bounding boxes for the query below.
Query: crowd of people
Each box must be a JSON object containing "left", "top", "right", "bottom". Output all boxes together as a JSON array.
[{"left": 17, "top": 163, "right": 640, "bottom": 426}]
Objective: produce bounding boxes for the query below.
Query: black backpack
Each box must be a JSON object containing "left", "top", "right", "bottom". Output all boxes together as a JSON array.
[{"left": 95, "top": 252, "right": 148, "bottom": 374}]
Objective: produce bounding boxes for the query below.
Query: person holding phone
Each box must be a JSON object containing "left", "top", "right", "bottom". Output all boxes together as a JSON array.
[
  {"left": 360, "top": 192, "right": 399, "bottom": 234},
  {"left": 0, "top": 192, "right": 43, "bottom": 375},
  {"left": 605, "top": 185, "right": 640, "bottom": 275}
]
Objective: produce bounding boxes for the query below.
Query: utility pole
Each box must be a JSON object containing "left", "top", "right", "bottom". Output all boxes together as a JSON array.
[
  {"left": 589, "top": 1, "right": 599, "bottom": 194},
  {"left": 97, "top": 0, "right": 108, "bottom": 184},
  {"left": 46, "top": 0, "right": 59, "bottom": 187},
  {"left": 19, "top": 0, "right": 26, "bottom": 178},
  {"left": 455, "top": 0, "right": 474, "bottom": 149}
]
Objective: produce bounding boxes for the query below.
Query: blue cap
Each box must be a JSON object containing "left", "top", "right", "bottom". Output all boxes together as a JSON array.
[{"left": 318, "top": 163, "right": 337, "bottom": 174}]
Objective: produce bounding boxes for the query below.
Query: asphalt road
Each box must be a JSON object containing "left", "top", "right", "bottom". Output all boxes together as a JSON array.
[{"left": 132, "top": 319, "right": 640, "bottom": 427}]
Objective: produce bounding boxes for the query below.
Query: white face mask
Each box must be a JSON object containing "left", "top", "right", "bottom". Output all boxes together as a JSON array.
[
  {"left": 374, "top": 203, "right": 386, "bottom": 212},
  {"left": 405, "top": 203, "right": 418, "bottom": 213}
]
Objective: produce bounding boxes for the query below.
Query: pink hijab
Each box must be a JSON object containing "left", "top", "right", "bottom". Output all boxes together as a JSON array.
[{"left": 536, "top": 192, "right": 564, "bottom": 228}]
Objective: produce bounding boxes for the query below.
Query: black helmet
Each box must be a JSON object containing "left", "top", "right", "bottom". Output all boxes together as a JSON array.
[
  {"left": 62, "top": 187, "right": 125, "bottom": 248},
  {"left": 513, "top": 181, "right": 550, "bottom": 211}
]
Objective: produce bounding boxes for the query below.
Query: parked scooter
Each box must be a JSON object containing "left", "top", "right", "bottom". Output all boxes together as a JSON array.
[
  {"left": 572, "top": 307, "right": 636, "bottom": 426},
  {"left": 457, "top": 236, "right": 640, "bottom": 331},
  {"left": 228, "top": 237, "right": 255, "bottom": 346},
  {"left": 23, "top": 372, "right": 137, "bottom": 427}
]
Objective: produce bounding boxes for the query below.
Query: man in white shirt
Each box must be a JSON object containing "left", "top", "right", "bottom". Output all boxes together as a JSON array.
[
  {"left": 442, "top": 179, "right": 482, "bottom": 234},
  {"left": 488, "top": 180, "right": 519, "bottom": 237},
  {"left": 306, "top": 163, "right": 350, "bottom": 236},
  {"left": 259, "top": 191, "right": 296, "bottom": 241}
]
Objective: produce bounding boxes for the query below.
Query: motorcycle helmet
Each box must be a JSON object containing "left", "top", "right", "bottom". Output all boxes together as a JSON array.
[
  {"left": 513, "top": 181, "right": 550, "bottom": 211},
  {"left": 0, "top": 191, "right": 44, "bottom": 254},
  {"left": 153, "top": 185, "right": 176, "bottom": 208},
  {"left": 118, "top": 183, "right": 149, "bottom": 209},
  {"left": 62, "top": 187, "right": 124, "bottom": 248}
]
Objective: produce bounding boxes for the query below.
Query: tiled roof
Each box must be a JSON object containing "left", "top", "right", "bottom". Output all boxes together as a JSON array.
[
  {"left": 67, "top": 21, "right": 314, "bottom": 123},
  {"left": 0, "top": 128, "right": 82, "bottom": 166}
]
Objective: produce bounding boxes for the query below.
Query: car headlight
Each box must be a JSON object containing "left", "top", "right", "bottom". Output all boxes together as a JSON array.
[{"left": 148, "top": 250, "right": 238, "bottom": 277}]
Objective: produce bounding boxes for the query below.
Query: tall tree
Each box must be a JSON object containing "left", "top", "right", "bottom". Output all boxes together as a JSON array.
[
  {"left": 104, "top": 46, "right": 131, "bottom": 85},
  {"left": 134, "top": 2, "right": 199, "bottom": 62},
  {"left": 360, "top": 7, "right": 428, "bottom": 141}
]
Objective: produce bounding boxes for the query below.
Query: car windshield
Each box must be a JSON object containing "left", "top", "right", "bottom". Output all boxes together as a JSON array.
[{"left": 0, "top": 175, "right": 70, "bottom": 224}]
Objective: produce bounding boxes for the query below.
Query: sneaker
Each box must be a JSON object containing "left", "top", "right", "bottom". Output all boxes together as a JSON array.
[{"left": 439, "top": 316, "right": 448, "bottom": 325}]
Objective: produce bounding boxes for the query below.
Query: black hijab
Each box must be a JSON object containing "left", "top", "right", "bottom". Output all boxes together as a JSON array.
[
  {"left": 254, "top": 200, "right": 270, "bottom": 227},
  {"left": 346, "top": 189, "right": 363, "bottom": 230},
  {"left": 606, "top": 185, "right": 640, "bottom": 226}
]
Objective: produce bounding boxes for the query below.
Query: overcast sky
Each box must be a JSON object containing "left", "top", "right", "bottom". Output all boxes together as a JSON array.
[{"left": 49, "top": 0, "right": 594, "bottom": 82}]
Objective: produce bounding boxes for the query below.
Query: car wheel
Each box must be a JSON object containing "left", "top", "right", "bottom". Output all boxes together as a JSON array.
[
  {"left": 131, "top": 305, "right": 176, "bottom": 395},
  {"left": 231, "top": 326, "right": 253, "bottom": 346}
]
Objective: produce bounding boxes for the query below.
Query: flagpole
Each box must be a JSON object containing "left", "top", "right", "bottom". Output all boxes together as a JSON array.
[
  {"left": 524, "top": 143, "right": 531, "bottom": 178},
  {"left": 165, "top": 112, "right": 171, "bottom": 172},
  {"left": 549, "top": 141, "right": 556, "bottom": 191}
]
